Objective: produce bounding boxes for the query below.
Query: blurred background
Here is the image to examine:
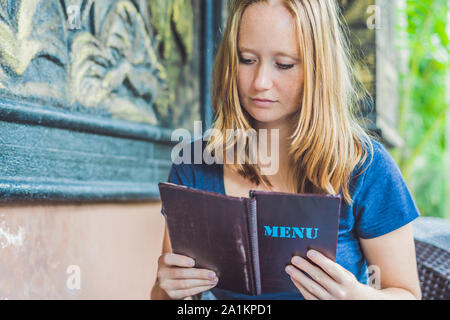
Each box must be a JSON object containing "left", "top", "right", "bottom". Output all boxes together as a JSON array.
[
  {"left": 390, "top": 0, "right": 449, "bottom": 220},
  {"left": 0, "top": 0, "right": 448, "bottom": 299}
]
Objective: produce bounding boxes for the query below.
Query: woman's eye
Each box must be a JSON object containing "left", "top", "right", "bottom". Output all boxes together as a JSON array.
[
  {"left": 239, "top": 57, "right": 253, "bottom": 64},
  {"left": 238, "top": 57, "right": 294, "bottom": 70},
  {"left": 277, "top": 63, "right": 294, "bottom": 70}
]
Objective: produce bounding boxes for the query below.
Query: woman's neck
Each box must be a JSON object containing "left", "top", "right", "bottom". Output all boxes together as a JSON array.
[{"left": 252, "top": 118, "right": 296, "bottom": 191}]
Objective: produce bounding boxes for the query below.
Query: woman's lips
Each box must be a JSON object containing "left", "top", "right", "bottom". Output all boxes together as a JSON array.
[{"left": 251, "top": 98, "right": 277, "bottom": 107}]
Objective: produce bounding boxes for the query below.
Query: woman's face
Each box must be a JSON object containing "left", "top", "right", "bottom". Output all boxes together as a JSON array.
[{"left": 237, "top": 2, "right": 304, "bottom": 127}]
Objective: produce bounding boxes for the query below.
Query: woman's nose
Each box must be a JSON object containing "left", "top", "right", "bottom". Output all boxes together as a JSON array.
[{"left": 253, "top": 63, "right": 273, "bottom": 91}]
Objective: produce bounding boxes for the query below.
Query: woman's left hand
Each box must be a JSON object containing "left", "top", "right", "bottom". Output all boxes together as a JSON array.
[{"left": 285, "top": 249, "right": 365, "bottom": 300}]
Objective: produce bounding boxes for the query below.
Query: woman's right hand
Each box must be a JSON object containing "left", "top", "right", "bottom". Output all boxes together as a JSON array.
[{"left": 156, "top": 253, "right": 219, "bottom": 300}]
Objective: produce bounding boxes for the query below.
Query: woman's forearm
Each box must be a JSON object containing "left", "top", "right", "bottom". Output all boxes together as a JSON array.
[{"left": 357, "top": 284, "right": 421, "bottom": 300}]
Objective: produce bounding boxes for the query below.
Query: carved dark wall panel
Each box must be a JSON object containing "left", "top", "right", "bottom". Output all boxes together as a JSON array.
[{"left": 0, "top": 0, "right": 223, "bottom": 201}]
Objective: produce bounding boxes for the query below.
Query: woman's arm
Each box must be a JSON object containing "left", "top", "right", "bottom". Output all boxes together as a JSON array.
[
  {"left": 150, "top": 225, "right": 172, "bottom": 300},
  {"left": 285, "top": 222, "right": 422, "bottom": 300},
  {"left": 358, "top": 222, "right": 421, "bottom": 299}
]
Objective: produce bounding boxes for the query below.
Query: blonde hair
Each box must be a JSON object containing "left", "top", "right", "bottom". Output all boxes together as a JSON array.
[{"left": 206, "top": 0, "right": 374, "bottom": 205}]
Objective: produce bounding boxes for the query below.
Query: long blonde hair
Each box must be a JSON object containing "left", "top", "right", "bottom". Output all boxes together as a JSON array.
[{"left": 206, "top": 0, "right": 374, "bottom": 205}]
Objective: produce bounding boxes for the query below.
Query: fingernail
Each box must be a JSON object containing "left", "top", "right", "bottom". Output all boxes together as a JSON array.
[
  {"left": 285, "top": 266, "right": 294, "bottom": 275},
  {"left": 188, "top": 259, "right": 195, "bottom": 267},
  {"left": 307, "top": 250, "right": 317, "bottom": 258},
  {"left": 208, "top": 272, "right": 216, "bottom": 280},
  {"left": 211, "top": 277, "right": 218, "bottom": 284},
  {"left": 292, "top": 256, "right": 302, "bottom": 265}
]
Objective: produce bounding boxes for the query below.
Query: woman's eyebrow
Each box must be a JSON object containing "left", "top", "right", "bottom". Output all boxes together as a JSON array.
[{"left": 238, "top": 46, "right": 300, "bottom": 61}]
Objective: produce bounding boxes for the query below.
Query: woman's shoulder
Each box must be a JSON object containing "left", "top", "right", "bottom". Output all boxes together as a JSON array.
[
  {"left": 350, "top": 135, "right": 411, "bottom": 203},
  {"left": 357, "top": 136, "right": 400, "bottom": 179},
  {"left": 351, "top": 137, "right": 420, "bottom": 238}
]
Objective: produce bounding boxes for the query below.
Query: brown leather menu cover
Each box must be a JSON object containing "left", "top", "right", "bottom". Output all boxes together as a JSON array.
[
  {"left": 158, "top": 182, "right": 258, "bottom": 295},
  {"left": 158, "top": 182, "right": 341, "bottom": 296}
]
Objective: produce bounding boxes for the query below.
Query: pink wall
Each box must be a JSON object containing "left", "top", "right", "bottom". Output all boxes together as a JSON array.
[{"left": 0, "top": 202, "right": 165, "bottom": 299}]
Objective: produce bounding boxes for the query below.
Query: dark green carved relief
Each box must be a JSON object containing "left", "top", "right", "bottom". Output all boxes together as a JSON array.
[
  {"left": 0, "top": 1, "right": 68, "bottom": 105},
  {"left": 147, "top": 0, "right": 199, "bottom": 128},
  {"left": 0, "top": 0, "right": 215, "bottom": 201},
  {"left": 69, "top": 1, "right": 168, "bottom": 125},
  {"left": 0, "top": 0, "right": 200, "bottom": 129}
]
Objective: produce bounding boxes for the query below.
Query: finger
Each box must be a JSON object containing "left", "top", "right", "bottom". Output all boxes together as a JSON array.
[
  {"left": 285, "top": 265, "right": 331, "bottom": 300},
  {"left": 160, "top": 266, "right": 217, "bottom": 281},
  {"left": 168, "top": 284, "right": 217, "bottom": 300},
  {"left": 290, "top": 278, "right": 318, "bottom": 300},
  {"left": 306, "top": 250, "right": 349, "bottom": 283},
  {"left": 161, "top": 278, "right": 218, "bottom": 292},
  {"left": 290, "top": 256, "right": 339, "bottom": 294},
  {"left": 159, "top": 253, "right": 196, "bottom": 268}
]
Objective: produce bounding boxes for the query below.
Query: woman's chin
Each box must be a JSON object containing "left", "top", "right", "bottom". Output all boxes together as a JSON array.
[{"left": 246, "top": 110, "right": 291, "bottom": 127}]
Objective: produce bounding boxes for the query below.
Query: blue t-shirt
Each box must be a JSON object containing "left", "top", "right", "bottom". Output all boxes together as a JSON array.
[{"left": 164, "top": 137, "right": 420, "bottom": 300}]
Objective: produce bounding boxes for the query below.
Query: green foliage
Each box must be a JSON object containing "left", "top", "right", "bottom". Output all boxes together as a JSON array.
[{"left": 393, "top": 0, "right": 449, "bottom": 218}]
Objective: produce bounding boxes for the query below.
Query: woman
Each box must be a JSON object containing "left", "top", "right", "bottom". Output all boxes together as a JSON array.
[{"left": 151, "top": 0, "right": 422, "bottom": 300}]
